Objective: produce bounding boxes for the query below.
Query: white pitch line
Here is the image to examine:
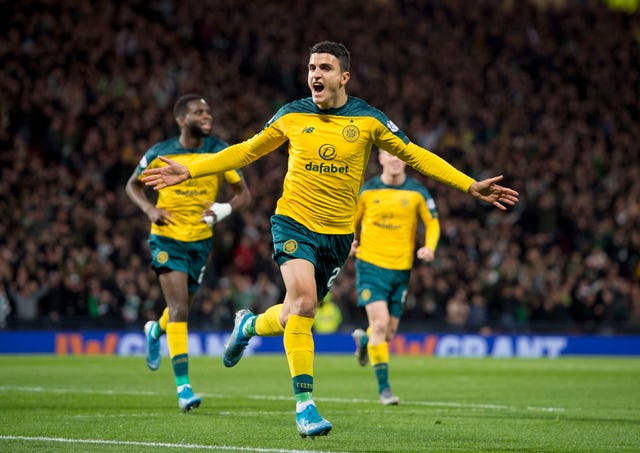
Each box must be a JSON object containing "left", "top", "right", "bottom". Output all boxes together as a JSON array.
[
  {"left": 0, "top": 385, "right": 564, "bottom": 412},
  {"left": 0, "top": 435, "right": 347, "bottom": 453},
  {"left": 219, "top": 411, "right": 293, "bottom": 416},
  {"left": 246, "top": 393, "right": 565, "bottom": 412}
]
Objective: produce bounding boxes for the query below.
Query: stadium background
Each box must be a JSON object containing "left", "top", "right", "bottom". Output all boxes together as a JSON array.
[{"left": 1, "top": 0, "right": 639, "bottom": 344}]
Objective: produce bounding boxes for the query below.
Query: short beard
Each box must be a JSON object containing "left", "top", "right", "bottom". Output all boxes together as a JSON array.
[{"left": 187, "top": 123, "right": 210, "bottom": 138}]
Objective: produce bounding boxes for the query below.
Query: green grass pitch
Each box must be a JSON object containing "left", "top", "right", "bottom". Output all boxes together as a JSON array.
[{"left": 0, "top": 354, "right": 638, "bottom": 452}]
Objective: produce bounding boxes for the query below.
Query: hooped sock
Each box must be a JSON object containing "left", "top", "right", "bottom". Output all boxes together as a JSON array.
[
  {"left": 167, "top": 322, "right": 190, "bottom": 387},
  {"left": 369, "top": 342, "right": 391, "bottom": 393}
]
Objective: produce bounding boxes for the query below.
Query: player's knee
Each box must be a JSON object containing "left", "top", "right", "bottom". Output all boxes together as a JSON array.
[
  {"left": 371, "top": 319, "right": 388, "bottom": 336},
  {"left": 168, "top": 305, "right": 189, "bottom": 322},
  {"left": 289, "top": 295, "right": 317, "bottom": 317}
]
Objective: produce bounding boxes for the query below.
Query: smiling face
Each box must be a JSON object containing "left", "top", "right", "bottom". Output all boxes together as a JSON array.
[{"left": 307, "top": 52, "right": 350, "bottom": 110}]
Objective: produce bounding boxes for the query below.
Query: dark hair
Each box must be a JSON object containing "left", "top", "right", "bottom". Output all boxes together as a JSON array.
[
  {"left": 310, "top": 41, "right": 351, "bottom": 72},
  {"left": 173, "top": 94, "right": 205, "bottom": 119}
]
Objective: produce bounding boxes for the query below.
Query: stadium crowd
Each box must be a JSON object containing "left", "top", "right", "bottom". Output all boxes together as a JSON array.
[{"left": 1, "top": 0, "right": 639, "bottom": 334}]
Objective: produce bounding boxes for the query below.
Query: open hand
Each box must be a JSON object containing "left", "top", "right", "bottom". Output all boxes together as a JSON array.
[
  {"left": 141, "top": 156, "right": 191, "bottom": 190},
  {"left": 468, "top": 176, "right": 519, "bottom": 211}
]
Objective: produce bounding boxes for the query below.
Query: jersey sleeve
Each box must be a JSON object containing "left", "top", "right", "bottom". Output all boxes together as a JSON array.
[
  {"left": 417, "top": 186, "right": 440, "bottom": 251},
  {"left": 423, "top": 213, "right": 440, "bottom": 252},
  {"left": 189, "top": 124, "right": 287, "bottom": 178},
  {"left": 353, "top": 191, "right": 366, "bottom": 236},
  {"left": 371, "top": 120, "right": 475, "bottom": 193},
  {"left": 135, "top": 145, "right": 160, "bottom": 175},
  {"left": 223, "top": 169, "right": 243, "bottom": 185}
]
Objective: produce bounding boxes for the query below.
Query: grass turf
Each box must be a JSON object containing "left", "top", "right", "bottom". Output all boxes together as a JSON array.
[{"left": 0, "top": 354, "right": 638, "bottom": 452}]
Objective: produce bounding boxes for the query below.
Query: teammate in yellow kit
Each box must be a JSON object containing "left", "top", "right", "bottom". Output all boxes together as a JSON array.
[
  {"left": 141, "top": 42, "right": 519, "bottom": 437},
  {"left": 351, "top": 149, "right": 441, "bottom": 405},
  {"left": 126, "top": 94, "right": 250, "bottom": 411}
]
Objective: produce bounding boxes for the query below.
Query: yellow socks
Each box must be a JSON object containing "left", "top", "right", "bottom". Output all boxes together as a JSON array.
[
  {"left": 158, "top": 307, "right": 169, "bottom": 333},
  {"left": 368, "top": 341, "right": 389, "bottom": 366},
  {"left": 255, "top": 304, "right": 285, "bottom": 336},
  {"left": 369, "top": 341, "right": 391, "bottom": 394},
  {"left": 167, "top": 322, "right": 189, "bottom": 387},
  {"left": 284, "top": 315, "right": 315, "bottom": 381}
]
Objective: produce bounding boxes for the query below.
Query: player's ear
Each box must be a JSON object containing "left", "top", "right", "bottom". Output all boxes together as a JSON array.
[{"left": 341, "top": 71, "right": 350, "bottom": 87}]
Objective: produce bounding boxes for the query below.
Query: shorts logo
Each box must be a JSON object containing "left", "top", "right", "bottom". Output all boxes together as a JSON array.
[
  {"left": 342, "top": 124, "right": 360, "bottom": 142},
  {"left": 283, "top": 239, "right": 298, "bottom": 254},
  {"left": 318, "top": 144, "right": 337, "bottom": 160},
  {"left": 361, "top": 288, "right": 372, "bottom": 302},
  {"left": 157, "top": 251, "right": 169, "bottom": 264}
]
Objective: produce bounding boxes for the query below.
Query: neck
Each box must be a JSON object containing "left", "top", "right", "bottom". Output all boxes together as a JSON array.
[
  {"left": 381, "top": 172, "right": 405, "bottom": 186},
  {"left": 316, "top": 92, "right": 348, "bottom": 110},
  {"left": 179, "top": 133, "right": 202, "bottom": 149}
]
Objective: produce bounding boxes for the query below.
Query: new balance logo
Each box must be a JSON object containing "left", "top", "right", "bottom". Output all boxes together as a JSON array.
[{"left": 302, "top": 127, "right": 315, "bottom": 133}]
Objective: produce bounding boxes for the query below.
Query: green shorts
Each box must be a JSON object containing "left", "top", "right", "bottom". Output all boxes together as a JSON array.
[
  {"left": 147, "top": 234, "right": 212, "bottom": 294},
  {"left": 271, "top": 214, "right": 353, "bottom": 301},
  {"left": 355, "top": 258, "right": 410, "bottom": 319}
]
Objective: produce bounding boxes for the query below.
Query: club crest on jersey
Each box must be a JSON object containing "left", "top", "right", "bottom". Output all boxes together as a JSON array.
[
  {"left": 342, "top": 124, "right": 360, "bottom": 142},
  {"left": 157, "top": 251, "right": 169, "bottom": 264},
  {"left": 283, "top": 239, "right": 298, "bottom": 254}
]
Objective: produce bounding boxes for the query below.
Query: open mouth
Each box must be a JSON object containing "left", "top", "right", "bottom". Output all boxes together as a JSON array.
[{"left": 312, "top": 82, "right": 324, "bottom": 94}]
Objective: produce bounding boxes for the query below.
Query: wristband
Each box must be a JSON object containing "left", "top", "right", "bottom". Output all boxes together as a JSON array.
[{"left": 203, "top": 202, "right": 232, "bottom": 226}]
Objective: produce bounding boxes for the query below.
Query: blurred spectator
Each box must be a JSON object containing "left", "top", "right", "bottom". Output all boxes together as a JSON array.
[
  {"left": 314, "top": 292, "right": 343, "bottom": 334},
  {"left": 445, "top": 289, "right": 470, "bottom": 330},
  {"left": 0, "top": 283, "right": 10, "bottom": 328}
]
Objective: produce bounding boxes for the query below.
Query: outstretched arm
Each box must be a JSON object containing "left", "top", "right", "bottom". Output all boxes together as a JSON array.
[
  {"left": 141, "top": 129, "right": 284, "bottom": 190},
  {"left": 141, "top": 156, "right": 191, "bottom": 190},
  {"left": 468, "top": 175, "right": 519, "bottom": 211}
]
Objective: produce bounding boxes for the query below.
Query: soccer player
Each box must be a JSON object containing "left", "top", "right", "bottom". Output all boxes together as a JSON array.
[
  {"left": 125, "top": 94, "right": 251, "bottom": 411},
  {"left": 140, "top": 42, "right": 519, "bottom": 436},
  {"left": 351, "top": 149, "right": 441, "bottom": 406}
]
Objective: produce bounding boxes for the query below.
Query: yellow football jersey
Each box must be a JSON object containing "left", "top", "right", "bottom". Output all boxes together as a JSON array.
[
  {"left": 189, "top": 97, "right": 474, "bottom": 234},
  {"left": 136, "top": 136, "right": 242, "bottom": 242},
  {"left": 354, "top": 175, "right": 440, "bottom": 270}
]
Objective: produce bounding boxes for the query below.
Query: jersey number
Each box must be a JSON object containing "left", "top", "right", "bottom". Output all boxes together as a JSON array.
[
  {"left": 326, "top": 267, "right": 342, "bottom": 289},
  {"left": 197, "top": 266, "right": 206, "bottom": 285}
]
